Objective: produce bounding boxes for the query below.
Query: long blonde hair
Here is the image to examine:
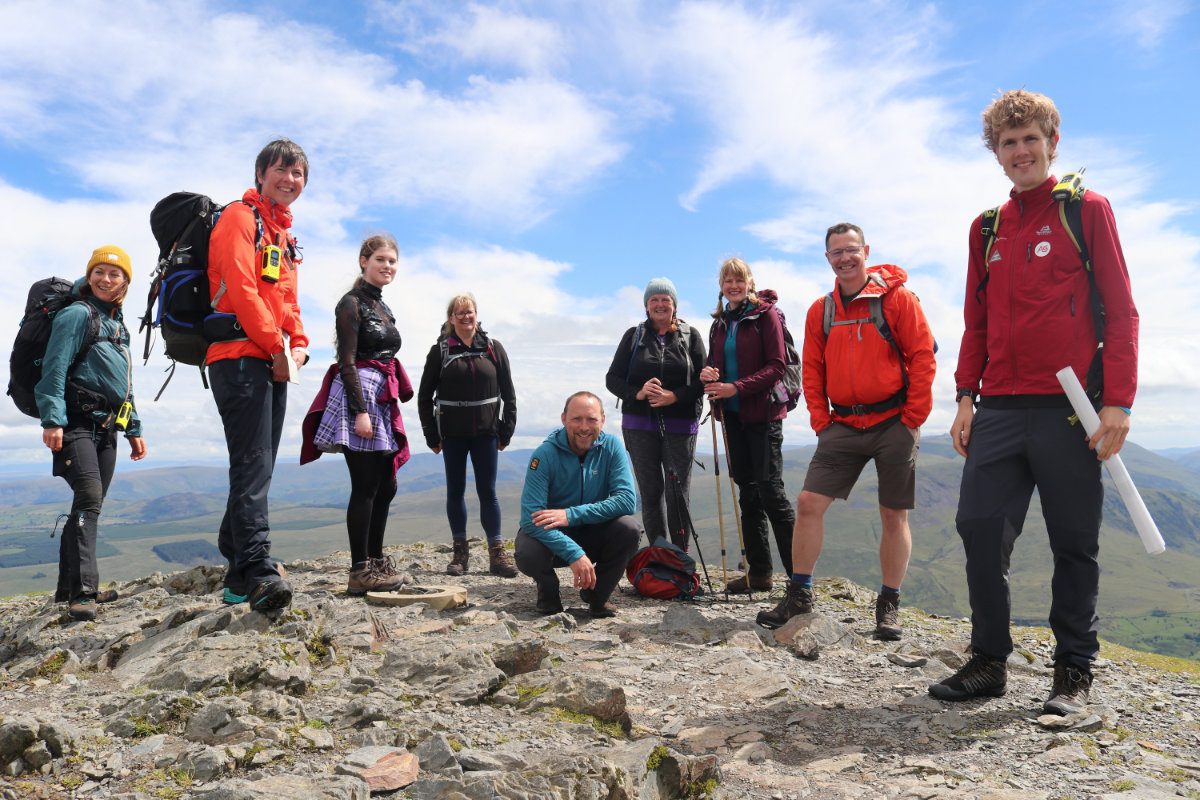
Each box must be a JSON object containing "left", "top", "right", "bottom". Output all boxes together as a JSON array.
[{"left": 711, "top": 257, "right": 758, "bottom": 317}]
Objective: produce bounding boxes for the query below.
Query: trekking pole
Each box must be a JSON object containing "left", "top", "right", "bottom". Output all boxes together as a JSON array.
[
  {"left": 717, "top": 401, "right": 754, "bottom": 602},
  {"left": 665, "top": 459, "right": 714, "bottom": 597},
  {"left": 709, "top": 410, "right": 730, "bottom": 601}
]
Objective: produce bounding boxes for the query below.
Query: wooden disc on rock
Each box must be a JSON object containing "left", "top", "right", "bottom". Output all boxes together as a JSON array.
[{"left": 365, "top": 585, "right": 468, "bottom": 610}]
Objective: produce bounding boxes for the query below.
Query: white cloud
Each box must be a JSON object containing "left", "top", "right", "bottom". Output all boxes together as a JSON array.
[
  {"left": 1105, "top": 0, "right": 1193, "bottom": 50},
  {"left": 0, "top": 0, "right": 623, "bottom": 229},
  {"left": 380, "top": 1, "right": 567, "bottom": 75}
]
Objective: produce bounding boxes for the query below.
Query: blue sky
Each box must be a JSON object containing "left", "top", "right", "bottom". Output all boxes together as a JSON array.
[{"left": 1, "top": 0, "right": 1197, "bottom": 469}]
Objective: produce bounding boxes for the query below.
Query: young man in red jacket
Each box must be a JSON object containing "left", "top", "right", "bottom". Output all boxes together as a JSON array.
[
  {"left": 755, "top": 223, "right": 935, "bottom": 639},
  {"left": 207, "top": 139, "right": 311, "bottom": 612},
  {"left": 929, "top": 91, "right": 1139, "bottom": 714}
]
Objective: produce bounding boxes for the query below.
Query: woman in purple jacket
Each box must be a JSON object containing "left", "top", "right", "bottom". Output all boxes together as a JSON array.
[{"left": 699, "top": 258, "right": 795, "bottom": 593}]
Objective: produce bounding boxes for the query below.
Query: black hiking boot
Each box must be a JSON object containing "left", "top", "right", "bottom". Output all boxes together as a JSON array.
[
  {"left": 247, "top": 578, "right": 293, "bottom": 613},
  {"left": 1043, "top": 662, "right": 1093, "bottom": 716},
  {"left": 928, "top": 652, "right": 1008, "bottom": 701},
  {"left": 874, "top": 591, "right": 902, "bottom": 641},
  {"left": 535, "top": 584, "right": 563, "bottom": 616},
  {"left": 755, "top": 579, "right": 814, "bottom": 629}
]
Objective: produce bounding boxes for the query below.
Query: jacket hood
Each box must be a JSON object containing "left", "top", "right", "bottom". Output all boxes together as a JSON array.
[
  {"left": 726, "top": 289, "right": 778, "bottom": 320},
  {"left": 837, "top": 265, "right": 908, "bottom": 298},
  {"left": 445, "top": 327, "right": 492, "bottom": 351},
  {"left": 242, "top": 188, "right": 293, "bottom": 230}
]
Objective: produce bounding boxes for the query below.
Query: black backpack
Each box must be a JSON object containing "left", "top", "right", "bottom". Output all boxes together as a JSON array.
[
  {"left": 7, "top": 278, "right": 100, "bottom": 418},
  {"left": 139, "top": 192, "right": 261, "bottom": 398}
]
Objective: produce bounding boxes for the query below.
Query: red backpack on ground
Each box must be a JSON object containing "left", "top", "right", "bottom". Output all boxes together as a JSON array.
[{"left": 625, "top": 538, "right": 702, "bottom": 600}]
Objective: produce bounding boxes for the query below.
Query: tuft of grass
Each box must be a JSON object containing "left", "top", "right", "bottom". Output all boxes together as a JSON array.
[
  {"left": 37, "top": 650, "right": 69, "bottom": 680},
  {"left": 130, "top": 715, "right": 162, "bottom": 739},
  {"left": 1110, "top": 778, "right": 1135, "bottom": 791},
  {"left": 516, "top": 684, "right": 549, "bottom": 702},
  {"left": 547, "top": 708, "right": 625, "bottom": 739},
  {"left": 645, "top": 745, "right": 670, "bottom": 771}
]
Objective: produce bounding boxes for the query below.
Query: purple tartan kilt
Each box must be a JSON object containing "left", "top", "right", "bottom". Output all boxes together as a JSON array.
[{"left": 314, "top": 367, "right": 397, "bottom": 453}]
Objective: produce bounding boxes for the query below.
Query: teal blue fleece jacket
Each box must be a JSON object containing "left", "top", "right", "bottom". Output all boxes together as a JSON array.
[
  {"left": 518, "top": 428, "right": 637, "bottom": 564},
  {"left": 34, "top": 278, "right": 142, "bottom": 437}
]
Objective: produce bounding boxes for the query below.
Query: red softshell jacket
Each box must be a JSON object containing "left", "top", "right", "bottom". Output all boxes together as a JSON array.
[{"left": 955, "top": 176, "right": 1138, "bottom": 408}]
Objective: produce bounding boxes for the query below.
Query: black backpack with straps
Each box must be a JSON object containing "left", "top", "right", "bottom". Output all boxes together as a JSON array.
[
  {"left": 7, "top": 278, "right": 102, "bottom": 418},
  {"left": 140, "top": 192, "right": 264, "bottom": 398}
]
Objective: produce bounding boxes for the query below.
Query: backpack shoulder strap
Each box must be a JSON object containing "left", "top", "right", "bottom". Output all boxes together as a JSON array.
[
  {"left": 975, "top": 205, "right": 1003, "bottom": 303},
  {"left": 1059, "top": 193, "right": 1104, "bottom": 342},
  {"left": 822, "top": 293, "right": 835, "bottom": 337},
  {"left": 67, "top": 302, "right": 103, "bottom": 377},
  {"left": 624, "top": 321, "right": 646, "bottom": 379}
]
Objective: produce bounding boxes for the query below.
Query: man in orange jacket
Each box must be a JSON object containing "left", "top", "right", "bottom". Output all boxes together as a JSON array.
[
  {"left": 207, "top": 139, "right": 310, "bottom": 612},
  {"left": 756, "top": 222, "right": 936, "bottom": 639}
]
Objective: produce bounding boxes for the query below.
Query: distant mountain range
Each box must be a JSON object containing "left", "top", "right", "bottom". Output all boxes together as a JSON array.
[{"left": 2, "top": 436, "right": 1198, "bottom": 658}]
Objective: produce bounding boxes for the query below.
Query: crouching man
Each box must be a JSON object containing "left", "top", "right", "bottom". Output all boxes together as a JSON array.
[{"left": 515, "top": 391, "right": 642, "bottom": 617}]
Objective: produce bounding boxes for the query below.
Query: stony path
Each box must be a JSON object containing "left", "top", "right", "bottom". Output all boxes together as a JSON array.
[{"left": 1, "top": 540, "right": 1197, "bottom": 799}]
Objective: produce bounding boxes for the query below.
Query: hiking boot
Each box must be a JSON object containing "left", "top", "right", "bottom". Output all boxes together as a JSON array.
[
  {"left": 488, "top": 542, "right": 518, "bottom": 578},
  {"left": 928, "top": 652, "right": 1008, "bottom": 701},
  {"left": 755, "top": 579, "right": 814, "bottom": 629},
  {"left": 725, "top": 573, "right": 773, "bottom": 594},
  {"left": 68, "top": 597, "right": 97, "bottom": 621},
  {"left": 371, "top": 554, "right": 399, "bottom": 577},
  {"left": 348, "top": 561, "right": 405, "bottom": 595},
  {"left": 874, "top": 591, "right": 902, "bottom": 641},
  {"left": 588, "top": 600, "right": 618, "bottom": 618},
  {"left": 247, "top": 578, "right": 293, "bottom": 612},
  {"left": 96, "top": 589, "right": 119, "bottom": 604},
  {"left": 446, "top": 540, "right": 470, "bottom": 576},
  {"left": 536, "top": 584, "right": 563, "bottom": 616},
  {"left": 1043, "top": 662, "right": 1094, "bottom": 716}
]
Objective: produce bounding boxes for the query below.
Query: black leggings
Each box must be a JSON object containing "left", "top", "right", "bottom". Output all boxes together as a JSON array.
[{"left": 343, "top": 450, "right": 397, "bottom": 566}]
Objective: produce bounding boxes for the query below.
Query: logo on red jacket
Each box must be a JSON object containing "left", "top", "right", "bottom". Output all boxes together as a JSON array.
[{"left": 1034, "top": 242, "right": 1051, "bottom": 257}]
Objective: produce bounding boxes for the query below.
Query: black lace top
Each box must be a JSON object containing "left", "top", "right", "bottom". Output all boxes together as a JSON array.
[{"left": 334, "top": 283, "right": 401, "bottom": 414}]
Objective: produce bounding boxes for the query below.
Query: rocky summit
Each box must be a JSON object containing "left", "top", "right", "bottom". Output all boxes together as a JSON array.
[{"left": 1, "top": 541, "right": 1198, "bottom": 800}]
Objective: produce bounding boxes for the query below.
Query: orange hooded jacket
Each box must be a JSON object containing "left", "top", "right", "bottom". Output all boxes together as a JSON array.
[
  {"left": 802, "top": 265, "right": 936, "bottom": 432},
  {"left": 205, "top": 189, "right": 308, "bottom": 365}
]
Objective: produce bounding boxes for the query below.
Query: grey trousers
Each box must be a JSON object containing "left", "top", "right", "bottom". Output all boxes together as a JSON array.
[{"left": 622, "top": 428, "right": 697, "bottom": 548}]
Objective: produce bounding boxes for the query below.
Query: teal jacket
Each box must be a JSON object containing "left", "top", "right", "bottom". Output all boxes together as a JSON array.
[
  {"left": 518, "top": 428, "right": 637, "bottom": 563},
  {"left": 34, "top": 279, "right": 142, "bottom": 437}
]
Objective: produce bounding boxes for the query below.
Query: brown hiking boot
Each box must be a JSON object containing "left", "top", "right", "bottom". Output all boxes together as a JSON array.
[
  {"left": 95, "top": 589, "right": 119, "bottom": 604},
  {"left": 446, "top": 540, "right": 470, "bottom": 576},
  {"left": 874, "top": 591, "right": 902, "bottom": 641},
  {"left": 755, "top": 580, "right": 813, "bottom": 629},
  {"left": 1043, "top": 662, "right": 1093, "bottom": 715},
  {"left": 488, "top": 542, "right": 518, "bottom": 578},
  {"left": 68, "top": 597, "right": 97, "bottom": 621},
  {"left": 725, "top": 573, "right": 773, "bottom": 594},
  {"left": 347, "top": 562, "right": 403, "bottom": 596}
]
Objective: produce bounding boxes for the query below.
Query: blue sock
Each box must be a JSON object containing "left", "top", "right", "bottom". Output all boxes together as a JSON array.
[
  {"left": 791, "top": 573, "right": 813, "bottom": 588},
  {"left": 881, "top": 584, "right": 900, "bottom": 596}
]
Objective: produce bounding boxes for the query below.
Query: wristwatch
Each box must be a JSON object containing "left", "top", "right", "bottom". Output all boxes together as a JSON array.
[{"left": 955, "top": 388, "right": 977, "bottom": 403}]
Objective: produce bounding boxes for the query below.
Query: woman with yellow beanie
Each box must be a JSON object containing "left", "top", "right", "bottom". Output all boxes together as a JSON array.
[{"left": 34, "top": 245, "right": 148, "bottom": 621}]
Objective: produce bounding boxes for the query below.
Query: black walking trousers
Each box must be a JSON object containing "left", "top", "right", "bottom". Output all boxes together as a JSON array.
[
  {"left": 210, "top": 357, "right": 287, "bottom": 596},
  {"left": 53, "top": 425, "right": 117, "bottom": 602},
  {"left": 956, "top": 405, "right": 1103, "bottom": 668}
]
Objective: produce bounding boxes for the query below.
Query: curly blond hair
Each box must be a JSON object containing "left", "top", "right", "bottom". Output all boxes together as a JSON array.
[{"left": 981, "top": 89, "right": 1060, "bottom": 154}]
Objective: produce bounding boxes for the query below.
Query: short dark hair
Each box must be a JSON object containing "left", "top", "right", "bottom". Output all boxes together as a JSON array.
[
  {"left": 562, "top": 391, "right": 604, "bottom": 416},
  {"left": 255, "top": 139, "right": 309, "bottom": 191},
  {"left": 825, "top": 222, "right": 865, "bottom": 249}
]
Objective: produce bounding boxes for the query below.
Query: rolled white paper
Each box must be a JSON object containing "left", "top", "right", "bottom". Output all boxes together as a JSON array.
[{"left": 1055, "top": 367, "right": 1166, "bottom": 555}]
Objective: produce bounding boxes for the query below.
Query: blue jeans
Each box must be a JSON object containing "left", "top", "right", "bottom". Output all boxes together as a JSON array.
[{"left": 442, "top": 435, "right": 501, "bottom": 543}]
